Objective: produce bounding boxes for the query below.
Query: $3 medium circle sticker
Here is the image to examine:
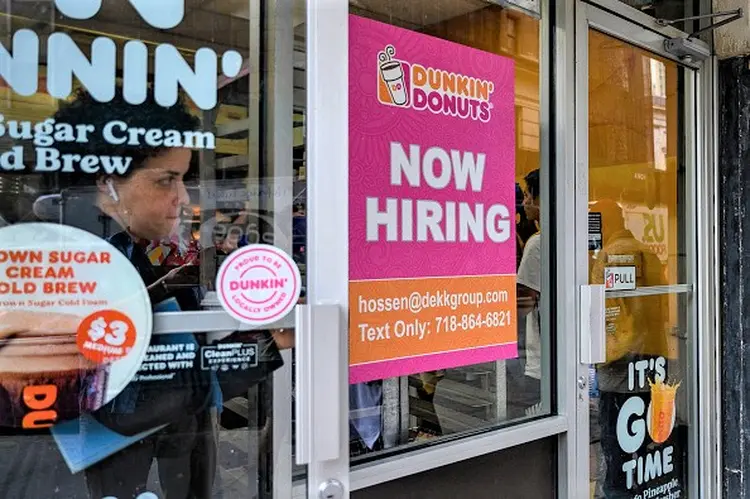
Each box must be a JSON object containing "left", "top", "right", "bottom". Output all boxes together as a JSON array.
[{"left": 216, "top": 245, "right": 301, "bottom": 325}]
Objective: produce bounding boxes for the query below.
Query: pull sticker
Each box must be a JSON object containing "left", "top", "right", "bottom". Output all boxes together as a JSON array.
[{"left": 604, "top": 266, "right": 636, "bottom": 291}]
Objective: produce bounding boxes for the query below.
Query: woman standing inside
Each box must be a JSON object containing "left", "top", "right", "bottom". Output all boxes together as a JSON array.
[{"left": 47, "top": 87, "right": 291, "bottom": 498}]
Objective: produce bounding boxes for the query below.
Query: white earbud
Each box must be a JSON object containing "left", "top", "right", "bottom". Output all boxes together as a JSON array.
[{"left": 106, "top": 179, "right": 119, "bottom": 202}]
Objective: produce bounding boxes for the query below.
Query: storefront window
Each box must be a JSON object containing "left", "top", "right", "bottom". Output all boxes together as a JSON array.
[
  {"left": 346, "top": 1, "right": 549, "bottom": 460},
  {"left": 0, "top": 1, "right": 301, "bottom": 497}
]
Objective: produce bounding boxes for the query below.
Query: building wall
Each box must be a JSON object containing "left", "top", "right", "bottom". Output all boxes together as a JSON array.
[{"left": 719, "top": 55, "right": 750, "bottom": 498}]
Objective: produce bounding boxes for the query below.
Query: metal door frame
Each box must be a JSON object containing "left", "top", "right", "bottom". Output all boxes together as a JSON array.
[
  {"left": 301, "top": 0, "right": 351, "bottom": 497},
  {"left": 570, "top": 1, "right": 720, "bottom": 497}
]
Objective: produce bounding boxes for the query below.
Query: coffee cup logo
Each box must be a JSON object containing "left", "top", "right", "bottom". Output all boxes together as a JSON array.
[
  {"left": 378, "top": 45, "right": 410, "bottom": 107},
  {"left": 372, "top": 41, "right": 496, "bottom": 122}
]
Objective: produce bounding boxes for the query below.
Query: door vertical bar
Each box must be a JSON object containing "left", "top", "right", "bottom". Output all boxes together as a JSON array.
[
  {"left": 682, "top": 62, "right": 701, "bottom": 497},
  {"left": 573, "top": 3, "right": 593, "bottom": 497},
  {"left": 268, "top": 0, "right": 295, "bottom": 496},
  {"left": 247, "top": 0, "right": 263, "bottom": 222},
  {"left": 306, "top": 0, "right": 350, "bottom": 496},
  {"left": 554, "top": 0, "right": 581, "bottom": 496},
  {"left": 696, "top": 56, "right": 722, "bottom": 498}
]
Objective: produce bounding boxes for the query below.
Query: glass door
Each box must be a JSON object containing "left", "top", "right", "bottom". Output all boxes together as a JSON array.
[
  {"left": 0, "top": 0, "right": 349, "bottom": 498},
  {"left": 575, "top": 4, "right": 702, "bottom": 498}
]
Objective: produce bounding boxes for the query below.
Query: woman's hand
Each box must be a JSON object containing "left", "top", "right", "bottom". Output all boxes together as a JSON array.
[
  {"left": 271, "top": 328, "right": 295, "bottom": 349},
  {"left": 270, "top": 296, "right": 305, "bottom": 349}
]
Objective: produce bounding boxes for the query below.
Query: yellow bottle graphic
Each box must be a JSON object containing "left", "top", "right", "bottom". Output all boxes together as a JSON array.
[{"left": 648, "top": 378, "right": 680, "bottom": 444}]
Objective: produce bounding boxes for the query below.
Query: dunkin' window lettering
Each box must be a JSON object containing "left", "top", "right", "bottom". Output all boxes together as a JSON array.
[
  {"left": 0, "top": 0, "right": 241, "bottom": 176},
  {"left": 376, "top": 45, "right": 495, "bottom": 123},
  {"left": 2, "top": 0, "right": 243, "bottom": 110}
]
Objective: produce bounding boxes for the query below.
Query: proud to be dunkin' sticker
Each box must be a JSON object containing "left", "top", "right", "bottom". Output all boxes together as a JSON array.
[
  {"left": 0, "top": 223, "right": 152, "bottom": 429},
  {"left": 216, "top": 244, "right": 301, "bottom": 326}
]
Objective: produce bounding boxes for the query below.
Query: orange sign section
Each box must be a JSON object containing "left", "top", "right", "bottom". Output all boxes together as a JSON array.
[{"left": 349, "top": 275, "right": 517, "bottom": 368}]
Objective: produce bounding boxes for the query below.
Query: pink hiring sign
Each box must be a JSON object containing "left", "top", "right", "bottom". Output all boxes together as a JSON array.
[{"left": 349, "top": 15, "right": 519, "bottom": 384}]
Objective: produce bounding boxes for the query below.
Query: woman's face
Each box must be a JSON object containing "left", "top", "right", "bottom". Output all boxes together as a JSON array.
[
  {"left": 107, "top": 148, "right": 192, "bottom": 241},
  {"left": 522, "top": 188, "right": 540, "bottom": 222}
]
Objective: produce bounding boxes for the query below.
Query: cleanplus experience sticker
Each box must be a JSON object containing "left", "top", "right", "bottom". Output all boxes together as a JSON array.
[{"left": 215, "top": 244, "right": 301, "bottom": 326}]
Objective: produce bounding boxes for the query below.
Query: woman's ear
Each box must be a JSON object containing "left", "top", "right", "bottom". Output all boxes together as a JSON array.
[
  {"left": 96, "top": 176, "right": 109, "bottom": 195},
  {"left": 97, "top": 176, "right": 119, "bottom": 202}
]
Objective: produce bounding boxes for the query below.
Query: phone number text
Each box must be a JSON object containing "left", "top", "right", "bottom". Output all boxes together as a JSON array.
[{"left": 436, "top": 311, "right": 513, "bottom": 333}]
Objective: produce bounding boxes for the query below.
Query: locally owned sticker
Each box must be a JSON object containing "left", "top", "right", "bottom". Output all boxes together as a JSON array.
[{"left": 215, "top": 244, "right": 301, "bottom": 326}]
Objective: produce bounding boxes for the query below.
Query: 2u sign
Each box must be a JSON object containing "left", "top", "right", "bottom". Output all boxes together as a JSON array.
[{"left": 641, "top": 213, "right": 665, "bottom": 244}]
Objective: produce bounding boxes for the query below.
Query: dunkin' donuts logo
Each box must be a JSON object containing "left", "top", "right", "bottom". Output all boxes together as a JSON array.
[{"left": 376, "top": 45, "right": 495, "bottom": 123}]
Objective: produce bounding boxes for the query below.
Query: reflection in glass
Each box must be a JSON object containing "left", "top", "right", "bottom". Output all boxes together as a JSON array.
[{"left": 0, "top": 1, "right": 301, "bottom": 497}]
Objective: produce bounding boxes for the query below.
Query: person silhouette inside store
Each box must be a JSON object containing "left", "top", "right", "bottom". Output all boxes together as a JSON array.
[
  {"left": 514, "top": 169, "right": 543, "bottom": 417},
  {"left": 8, "top": 86, "right": 293, "bottom": 499},
  {"left": 589, "top": 199, "right": 669, "bottom": 498},
  {"left": 507, "top": 180, "right": 541, "bottom": 418},
  {"left": 515, "top": 182, "right": 539, "bottom": 268}
]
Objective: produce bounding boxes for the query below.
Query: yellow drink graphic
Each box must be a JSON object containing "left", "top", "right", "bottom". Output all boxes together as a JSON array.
[{"left": 648, "top": 378, "right": 680, "bottom": 444}]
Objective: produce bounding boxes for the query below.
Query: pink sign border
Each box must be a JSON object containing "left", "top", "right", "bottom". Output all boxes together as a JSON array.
[{"left": 350, "top": 343, "right": 519, "bottom": 384}]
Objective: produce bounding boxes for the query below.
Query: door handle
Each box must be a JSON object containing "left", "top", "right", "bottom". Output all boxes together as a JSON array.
[
  {"left": 580, "top": 284, "right": 606, "bottom": 364},
  {"left": 295, "top": 303, "right": 341, "bottom": 464}
]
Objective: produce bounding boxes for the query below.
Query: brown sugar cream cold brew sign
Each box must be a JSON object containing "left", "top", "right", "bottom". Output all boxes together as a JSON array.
[
  {"left": 0, "top": 0, "right": 241, "bottom": 173},
  {"left": 0, "top": 223, "right": 152, "bottom": 429}
]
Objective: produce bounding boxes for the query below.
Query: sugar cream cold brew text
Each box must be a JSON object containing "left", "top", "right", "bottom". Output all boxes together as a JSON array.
[
  {"left": 0, "top": 115, "right": 215, "bottom": 173},
  {"left": 366, "top": 142, "right": 511, "bottom": 242},
  {"left": 0, "top": 0, "right": 240, "bottom": 172},
  {"left": 0, "top": 250, "right": 108, "bottom": 295}
]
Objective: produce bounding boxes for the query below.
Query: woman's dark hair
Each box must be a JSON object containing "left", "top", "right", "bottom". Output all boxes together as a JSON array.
[
  {"left": 524, "top": 169, "right": 540, "bottom": 200},
  {"left": 52, "top": 86, "right": 201, "bottom": 188}
]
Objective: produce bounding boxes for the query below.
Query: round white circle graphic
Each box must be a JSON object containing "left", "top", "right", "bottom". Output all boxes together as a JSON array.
[
  {"left": 216, "top": 244, "right": 301, "bottom": 325},
  {"left": 0, "top": 223, "right": 152, "bottom": 428}
]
